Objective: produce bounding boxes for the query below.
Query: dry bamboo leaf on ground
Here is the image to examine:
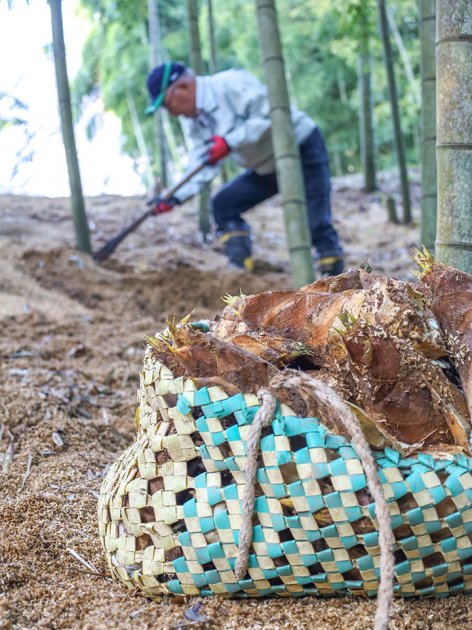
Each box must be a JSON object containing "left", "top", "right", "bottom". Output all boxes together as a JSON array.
[
  {"left": 2, "top": 433, "right": 14, "bottom": 474},
  {"left": 19, "top": 453, "right": 33, "bottom": 492}
]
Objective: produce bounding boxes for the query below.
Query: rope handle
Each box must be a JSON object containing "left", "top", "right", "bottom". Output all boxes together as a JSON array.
[
  {"left": 235, "top": 371, "right": 394, "bottom": 630},
  {"left": 234, "top": 389, "right": 276, "bottom": 580}
]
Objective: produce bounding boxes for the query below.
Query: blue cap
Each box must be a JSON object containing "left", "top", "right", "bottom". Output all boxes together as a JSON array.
[{"left": 145, "top": 62, "right": 186, "bottom": 115}]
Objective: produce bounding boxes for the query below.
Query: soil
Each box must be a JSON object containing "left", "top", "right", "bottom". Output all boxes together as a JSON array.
[{"left": 1, "top": 171, "right": 471, "bottom": 629}]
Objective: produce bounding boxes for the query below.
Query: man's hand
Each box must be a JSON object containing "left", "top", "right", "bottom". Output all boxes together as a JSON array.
[
  {"left": 206, "top": 135, "right": 230, "bottom": 165},
  {"left": 153, "top": 197, "right": 177, "bottom": 215}
]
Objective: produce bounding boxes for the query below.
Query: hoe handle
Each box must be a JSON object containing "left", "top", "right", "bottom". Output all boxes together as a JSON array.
[{"left": 93, "top": 161, "right": 207, "bottom": 262}]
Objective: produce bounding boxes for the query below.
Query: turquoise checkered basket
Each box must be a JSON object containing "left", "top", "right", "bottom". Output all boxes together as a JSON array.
[{"left": 98, "top": 342, "right": 472, "bottom": 600}]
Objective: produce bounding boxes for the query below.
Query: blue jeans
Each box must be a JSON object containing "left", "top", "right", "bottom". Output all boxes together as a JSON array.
[{"left": 212, "top": 128, "right": 343, "bottom": 258}]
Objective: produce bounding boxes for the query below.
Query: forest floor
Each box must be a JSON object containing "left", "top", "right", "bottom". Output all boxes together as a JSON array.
[{"left": 1, "top": 169, "right": 472, "bottom": 629}]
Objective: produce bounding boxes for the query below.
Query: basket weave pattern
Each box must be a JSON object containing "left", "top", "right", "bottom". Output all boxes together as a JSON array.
[{"left": 98, "top": 347, "right": 472, "bottom": 599}]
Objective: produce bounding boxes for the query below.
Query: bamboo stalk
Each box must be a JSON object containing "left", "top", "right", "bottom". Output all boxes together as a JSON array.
[
  {"left": 187, "top": 0, "right": 211, "bottom": 239},
  {"left": 358, "top": 46, "right": 376, "bottom": 192},
  {"left": 435, "top": 0, "right": 472, "bottom": 272},
  {"left": 148, "top": 0, "right": 168, "bottom": 189},
  {"left": 419, "top": 0, "right": 437, "bottom": 252},
  {"left": 48, "top": 0, "right": 91, "bottom": 253},
  {"left": 377, "top": 0, "right": 412, "bottom": 224},
  {"left": 126, "top": 91, "right": 155, "bottom": 193},
  {"left": 387, "top": 7, "right": 421, "bottom": 106},
  {"left": 255, "top": 0, "right": 314, "bottom": 287}
]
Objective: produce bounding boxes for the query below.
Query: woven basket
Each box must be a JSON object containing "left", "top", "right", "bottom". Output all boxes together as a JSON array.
[{"left": 98, "top": 340, "right": 472, "bottom": 600}]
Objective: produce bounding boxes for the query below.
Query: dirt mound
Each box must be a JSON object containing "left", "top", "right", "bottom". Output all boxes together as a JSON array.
[{"left": 21, "top": 247, "right": 290, "bottom": 323}]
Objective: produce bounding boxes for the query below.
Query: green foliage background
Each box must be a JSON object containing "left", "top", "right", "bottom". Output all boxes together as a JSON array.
[{"left": 73, "top": 0, "right": 421, "bottom": 181}]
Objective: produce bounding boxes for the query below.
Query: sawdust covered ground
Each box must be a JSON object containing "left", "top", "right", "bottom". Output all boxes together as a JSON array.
[{"left": 1, "top": 171, "right": 471, "bottom": 629}]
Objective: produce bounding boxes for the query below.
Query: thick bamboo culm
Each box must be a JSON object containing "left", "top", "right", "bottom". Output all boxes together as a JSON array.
[
  {"left": 255, "top": 0, "right": 314, "bottom": 288},
  {"left": 419, "top": 0, "right": 437, "bottom": 253},
  {"left": 435, "top": 0, "right": 472, "bottom": 272}
]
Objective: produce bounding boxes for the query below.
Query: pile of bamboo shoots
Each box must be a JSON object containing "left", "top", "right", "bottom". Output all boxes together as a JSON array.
[{"left": 147, "top": 250, "right": 472, "bottom": 457}]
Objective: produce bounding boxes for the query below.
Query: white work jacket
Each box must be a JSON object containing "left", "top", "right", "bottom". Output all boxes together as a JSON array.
[{"left": 174, "top": 69, "right": 316, "bottom": 203}]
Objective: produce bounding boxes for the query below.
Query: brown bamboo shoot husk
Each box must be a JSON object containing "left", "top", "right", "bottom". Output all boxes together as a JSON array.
[
  {"left": 338, "top": 322, "right": 470, "bottom": 452},
  {"left": 148, "top": 325, "right": 277, "bottom": 395},
  {"left": 213, "top": 272, "right": 447, "bottom": 366},
  {"left": 417, "top": 249, "right": 472, "bottom": 421},
  {"left": 227, "top": 332, "right": 314, "bottom": 368}
]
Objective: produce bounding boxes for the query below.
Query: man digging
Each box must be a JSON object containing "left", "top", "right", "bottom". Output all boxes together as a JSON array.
[{"left": 145, "top": 62, "right": 345, "bottom": 276}]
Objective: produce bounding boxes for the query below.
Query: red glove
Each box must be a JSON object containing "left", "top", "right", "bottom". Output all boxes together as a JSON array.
[
  {"left": 153, "top": 197, "right": 177, "bottom": 215},
  {"left": 206, "top": 135, "right": 230, "bottom": 165}
]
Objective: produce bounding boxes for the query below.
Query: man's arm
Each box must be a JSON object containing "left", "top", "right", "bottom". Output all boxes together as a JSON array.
[
  {"left": 173, "top": 139, "right": 221, "bottom": 204},
  {"left": 223, "top": 71, "right": 272, "bottom": 150}
]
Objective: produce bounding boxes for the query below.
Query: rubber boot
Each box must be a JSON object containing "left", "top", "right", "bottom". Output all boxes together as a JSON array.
[
  {"left": 218, "top": 223, "right": 253, "bottom": 271},
  {"left": 318, "top": 255, "right": 345, "bottom": 278}
]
